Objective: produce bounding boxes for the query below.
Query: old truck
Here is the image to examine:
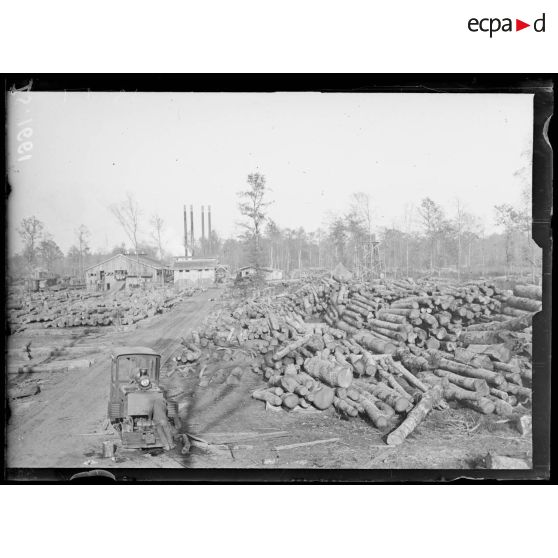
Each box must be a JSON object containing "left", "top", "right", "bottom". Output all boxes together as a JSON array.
[{"left": 108, "top": 346, "right": 180, "bottom": 449}]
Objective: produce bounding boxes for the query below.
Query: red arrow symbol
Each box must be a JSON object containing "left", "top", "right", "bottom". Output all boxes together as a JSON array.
[{"left": 516, "top": 19, "right": 530, "bottom": 31}]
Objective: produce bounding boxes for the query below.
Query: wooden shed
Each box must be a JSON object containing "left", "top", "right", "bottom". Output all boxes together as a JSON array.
[
  {"left": 84, "top": 253, "right": 171, "bottom": 291},
  {"left": 172, "top": 257, "right": 218, "bottom": 288},
  {"left": 236, "top": 266, "right": 284, "bottom": 282}
]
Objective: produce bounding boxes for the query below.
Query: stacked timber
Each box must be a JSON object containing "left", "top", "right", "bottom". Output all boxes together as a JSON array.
[
  {"left": 7, "top": 286, "right": 201, "bottom": 332},
  {"left": 171, "top": 275, "right": 537, "bottom": 445}
]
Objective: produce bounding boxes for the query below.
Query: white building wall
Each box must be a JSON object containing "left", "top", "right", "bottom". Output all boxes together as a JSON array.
[{"left": 173, "top": 268, "right": 215, "bottom": 288}]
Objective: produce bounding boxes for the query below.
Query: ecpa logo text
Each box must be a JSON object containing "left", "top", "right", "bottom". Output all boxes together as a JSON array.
[{"left": 468, "top": 13, "right": 545, "bottom": 37}]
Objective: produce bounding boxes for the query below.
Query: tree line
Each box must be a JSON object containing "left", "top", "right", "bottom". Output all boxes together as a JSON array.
[
  {"left": 221, "top": 174, "right": 540, "bottom": 283},
  {"left": 9, "top": 174, "right": 541, "bottom": 284}
]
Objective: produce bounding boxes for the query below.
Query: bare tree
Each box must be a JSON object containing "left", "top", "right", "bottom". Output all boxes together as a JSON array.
[
  {"left": 478, "top": 224, "right": 486, "bottom": 276},
  {"left": 350, "top": 192, "right": 378, "bottom": 278},
  {"left": 418, "top": 198, "right": 445, "bottom": 273},
  {"left": 18, "top": 216, "right": 44, "bottom": 269},
  {"left": 150, "top": 214, "right": 165, "bottom": 262},
  {"left": 75, "top": 224, "right": 91, "bottom": 281},
  {"left": 519, "top": 184, "right": 538, "bottom": 283},
  {"left": 110, "top": 193, "right": 141, "bottom": 252},
  {"left": 461, "top": 212, "right": 481, "bottom": 270},
  {"left": 494, "top": 203, "right": 522, "bottom": 276},
  {"left": 455, "top": 199, "right": 465, "bottom": 281},
  {"left": 110, "top": 192, "right": 143, "bottom": 283},
  {"left": 265, "top": 219, "right": 281, "bottom": 269},
  {"left": 351, "top": 192, "right": 374, "bottom": 234},
  {"left": 402, "top": 204, "right": 415, "bottom": 277}
]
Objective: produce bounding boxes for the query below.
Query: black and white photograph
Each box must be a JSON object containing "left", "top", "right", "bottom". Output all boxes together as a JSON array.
[{"left": 4, "top": 83, "right": 549, "bottom": 476}]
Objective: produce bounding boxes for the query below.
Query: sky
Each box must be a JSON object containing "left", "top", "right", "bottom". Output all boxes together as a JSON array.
[{"left": 6, "top": 92, "right": 533, "bottom": 256}]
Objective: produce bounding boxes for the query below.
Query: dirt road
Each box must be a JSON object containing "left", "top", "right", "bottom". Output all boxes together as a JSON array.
[{"left": 6, "top": 289, "right": 221, "bottom": 469}]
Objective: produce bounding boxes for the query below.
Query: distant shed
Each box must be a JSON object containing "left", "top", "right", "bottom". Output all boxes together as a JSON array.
[
  {"left": 172, "top": 257, "right": 218, "bottom": 288},
  {"left": 215, "top": 264, "right": 230, "bottom": 283},
  {"left": 236, "top": 266, "right": 283, "bottom": 282}
]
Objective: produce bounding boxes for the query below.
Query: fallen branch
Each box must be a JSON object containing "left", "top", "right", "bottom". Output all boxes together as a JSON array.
[{"left": 273, "top": 438, "right": 340, "bottom": 451}]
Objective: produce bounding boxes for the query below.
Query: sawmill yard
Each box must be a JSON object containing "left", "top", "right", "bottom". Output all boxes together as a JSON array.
[
  {"left": 6, "top": 272, "right": 536, "bottom": 471},
  {"left": 6, "top": 92, "right": 543, "bottom": 475}
]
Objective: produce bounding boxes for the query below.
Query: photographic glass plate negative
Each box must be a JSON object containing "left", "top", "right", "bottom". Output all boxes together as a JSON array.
[{"left": 2, "top": 75, "right": 553, "bottom": 483}]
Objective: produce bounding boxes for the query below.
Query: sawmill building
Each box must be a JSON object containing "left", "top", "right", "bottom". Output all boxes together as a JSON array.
[{"left": 85, "top": 253, "right": 172, "bottom": 291}]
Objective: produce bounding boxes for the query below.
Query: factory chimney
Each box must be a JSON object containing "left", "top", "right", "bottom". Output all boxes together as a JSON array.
[
  {"left": 190, "top": 205, "right": 194, "bottom": 257},
  {"left": 201, "top": 205, "right": 205, "bottom": 255},
  {"left": 208, "top": 205, "right": 212, "bottom": 255},
  {"left": 183, "top": 205, "right": 188, "bottom": 258}
]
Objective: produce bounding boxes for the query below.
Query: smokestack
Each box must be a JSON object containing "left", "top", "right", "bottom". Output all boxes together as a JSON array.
[
  {"left": 190, "top": 205, "right": 194, "bottom": 257},
  {"left": 201, "top": 205, "right": 205, "bottom": 255},
  {"left": 183, "top": 205, "right": 188, "bottom": 257},
  {"left": 208, "top": 205, "right": 212, "bottom": 255}
]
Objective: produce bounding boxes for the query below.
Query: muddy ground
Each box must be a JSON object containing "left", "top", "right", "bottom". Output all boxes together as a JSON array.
[{"left": 5, "top": 287, "right": 532, "bottom": 474}]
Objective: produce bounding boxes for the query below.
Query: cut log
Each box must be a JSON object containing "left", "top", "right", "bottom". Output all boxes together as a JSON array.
[
  {"left": 281, "top": 393, "right": 300, "bottom": 410},
  {"left": 397, "top": 351, "right": 430, "bottom": 374},
  {"left": 273, "top": 334, "right": 313, "bottom": 360},
  {"left": 454, "top": 348, "right": 492, "bottom": 370},
  {"left": 368, "top": 325, "right": 407, "bottom": 342},
  {"left": 465, "top": 313, "right": 533, "bottom": 332},
  {"left": 489, "top": 387, "right": 510, "bottom": 402},
  {"left": 367, "top": 318, "right": 409, "bottom": 333},
  {"left": 333, "top": 396, "right": 359, "bottom": 417},
  {"left": 303, "top": 357, "right": 353, "bottom": 388},
  {"left": 443, "top": 382, "right": 483, "bottom": 402},
  {"left": 492, "top": 361, "right": 520, "bottom": 374},
  {"left": 433, "top": 369, "right": 490, "bottom": 395},
  {"left": 513, "top": 284, "right": 542, "bottom": 301},
  {"left": 501, "top": 371, "right": 522, "bottom": 386},
  {"left": 386, "top": 385, "right": 442, "bottom": 446},
  {"left": 359, "top": 349, "right": 378, "bottom": 376},
  {"left": 502, "top": 295, "right": 541, "bottom": 312},
  {"left": 355, "top": 380, "right": 411, "bottom": 413},
  {"left": 505, "top": 383, "right": 532, "bottom": 400},
  {"left": 433, "top": 357, "right": 505, "bottom": 387},
  {"left": 387, "top": 358, "right": 430, "bottom": 393},
  {"left": 309, "top": 385, "right": 335, "bottom": 410},
  {"left": 466, "top": 343, "right": 512, "bottom": 363},
  {"left": 425, "top": 338, "right": 441, "bottom": 350},
  {"left": 389, "top": 300, "right": 419, "bottom": 309},
  {"left": 351, "top": 331, "right": 397, "bottom": 355},
  {"left": 501, "top": 307, "right": 529, "bottom": 318},
  {"left": 252, "top": 389, "right": 282, "bottom": 406},
  {"left": 382, "top": 307, "right": 420, "bottom": 319},
  {"left": 358, "top": 397, "right": 389, "bottom": 428},
  {"left": 463, "top": 398, "right": 495, "bottom": 415},
  {"left": 459, "top": 330, "right": 505, "bottom": 345},
  {"left": 489, "top": 397, "right": 514, "bottom": 416},
  {"left": 376, "top": 311, "right": 408, "bottom": 324}
]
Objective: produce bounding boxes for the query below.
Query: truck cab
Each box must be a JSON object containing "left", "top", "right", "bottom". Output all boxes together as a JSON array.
[{"left": 108, "top": 346, "right": 179, "bottom": 449}]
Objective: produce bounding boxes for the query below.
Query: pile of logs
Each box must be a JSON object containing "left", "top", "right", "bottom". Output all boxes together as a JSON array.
[
  {"left": 173, "top": 277, "right": 538, "bottom": 445},
  {"left": 7, "top": 286, "right": 201, "bottom": 332}
]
